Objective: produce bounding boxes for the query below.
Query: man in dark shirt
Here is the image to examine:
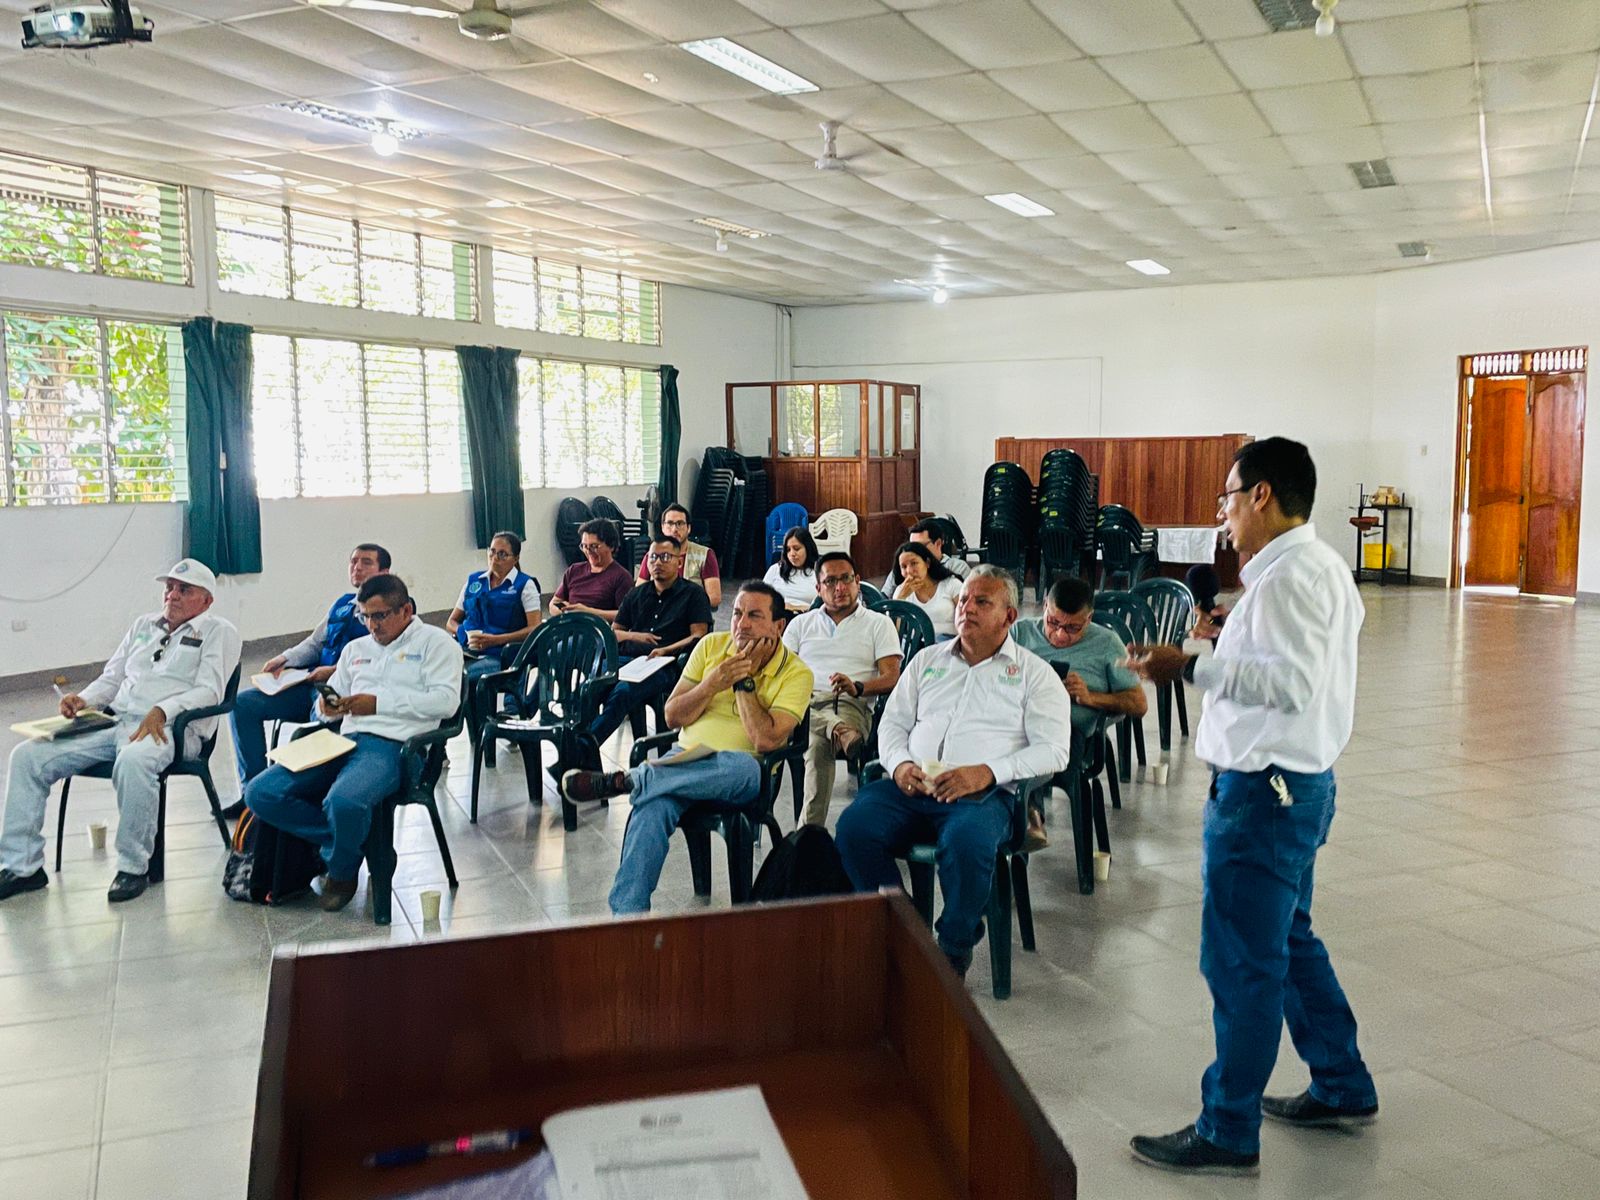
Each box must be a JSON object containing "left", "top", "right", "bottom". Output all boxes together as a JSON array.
[{"left": 587, "top": 535, "right": 713, "bottom": 746}]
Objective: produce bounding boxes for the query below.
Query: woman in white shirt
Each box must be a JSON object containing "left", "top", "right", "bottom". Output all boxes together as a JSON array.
[
  {"left": 892, "top": 541, "right": 963, "bottom": 638},
  {"left": 763, "top": 524, "right": 820, "bottom": 613}
]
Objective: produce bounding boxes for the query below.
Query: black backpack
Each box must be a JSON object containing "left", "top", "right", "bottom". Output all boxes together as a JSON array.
[
  {"left": 222, "top": 809, "right": 323, "bottom": 906},
  {"left": 751, "top": 825, "right": 855, "bottom": 902}
]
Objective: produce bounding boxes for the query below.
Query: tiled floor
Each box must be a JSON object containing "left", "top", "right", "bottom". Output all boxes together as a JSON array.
[{"left": 4, "top": 586, "right": 1600, "bottom": 1198}]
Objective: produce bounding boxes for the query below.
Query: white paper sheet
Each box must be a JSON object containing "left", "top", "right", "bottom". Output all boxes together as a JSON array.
[
  {"left": 251, "top": 668, "right": 311, "bottom": 696},
  {"left": 617, "top": 656, "right": 674, "bottom": 684},
  {"left": 544, "top": 1086, "right": 809, "bottom": 1200}
]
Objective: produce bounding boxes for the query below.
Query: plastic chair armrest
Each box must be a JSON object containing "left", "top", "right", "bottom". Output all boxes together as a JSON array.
[
  {"left": 628, "top": 729, "right": 680, "bottom": 768},
  {"left": 289, "top": 720, "right": 341, "bottom": 742},
  {"left": 170, "top": 698, "right": 234, "bottom": 747}
]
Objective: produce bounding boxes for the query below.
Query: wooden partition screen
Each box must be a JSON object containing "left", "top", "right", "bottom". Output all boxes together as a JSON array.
[{"left": 994, "top": 435, "right": 1253, "bottom": 526}]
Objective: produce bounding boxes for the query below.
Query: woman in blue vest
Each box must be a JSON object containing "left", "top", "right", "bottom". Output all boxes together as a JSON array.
[{"left": 448, "top": 532, "right": 542, "bottom": 744}]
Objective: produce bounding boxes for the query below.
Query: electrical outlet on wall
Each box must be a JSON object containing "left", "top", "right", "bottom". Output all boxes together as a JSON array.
[
  {"left": 1419, "top": 444, "right": 1429, "bottom": 456},
  {"left": 10, "top": 620, "right": 26, "bottom": 632}
]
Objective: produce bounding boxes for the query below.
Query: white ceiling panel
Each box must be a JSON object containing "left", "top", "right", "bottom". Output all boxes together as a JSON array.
[
  {"left": 989, "top": 60, "right": 1134, "bottom": 111},
  {"left": 1031, "top": 0, "right": 1200, "bottom": 56},
  {"left": 1213, "top": 32, "right": 1353, "bottom": 89},
  {"left": 0, "top": 0, "right": 1594, "bottom": 303},
  {"left": 906, "top": 0, "right": 1083, "bottom": 70},
  {"left": 1098, "top": 44, "right": 1239, "bottom": 102}
]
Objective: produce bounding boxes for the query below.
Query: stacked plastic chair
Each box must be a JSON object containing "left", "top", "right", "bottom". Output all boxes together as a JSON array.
[
  {"left": 977, "top": 461, "right": 1033, "bottom": 591},
  {"left": 590, "top": 494, "right": 647, "bottom": 573},
  {"left": 555, "top": 497, "right": 592, "bottom": 566},
  {"left": 1096, "top": 504, "right": 1158, "bottom": 590},
  {"left": 1034, "top": 449, "right": 1098, "bottom": 600}
]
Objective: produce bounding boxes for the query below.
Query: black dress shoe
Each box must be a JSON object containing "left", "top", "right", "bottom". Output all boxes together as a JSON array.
[
  {"left": 317, "top": 876, "right": 359, "bottom": 912},
  {"left": 1130, "top": 1125, "right": 1260, "bottom": 1176},
  {"left": 107, "top": 872, "right": 149, "bottom": 903},
  {"left": 219, "top": 801, "right": 246, "bottom": 821},
  {"left": 0, "top": 868, "right": 48, "bottom": 902},
  {"left": 1263, "top": 1090, "right": 1378, "bottom": 1129}
]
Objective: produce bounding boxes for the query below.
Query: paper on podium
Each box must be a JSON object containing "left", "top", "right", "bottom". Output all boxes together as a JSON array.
[
  {"left": 617, "top": 655, "right": 674, "bottom": 684},
  {"left": 267, "top": 728, "right": 355, "bottom": 772},
  {"left": 10, "top": 711, "right": 115, "bottom": 741},
  {"left": 545, "top": 1085, "right": 808, "bottom": 1200},
  {"left": 251, "top": 668, "right": 311, "bottom": 696}
]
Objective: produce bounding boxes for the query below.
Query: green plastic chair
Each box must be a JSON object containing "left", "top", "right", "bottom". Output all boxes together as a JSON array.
[
  {"left": 864, "top": 761, "right": 1048, "bottom": 1001},
  {"left": 1090, "top": 601, "right": 1147, "bottom": 789},
  {"left": 628, "top": 715, "right": 810, "bottom": 903},
  {"left": 1133, "top": 577, "right": 1195, "bottom": 753},
  {"left": 469, "top": 613, "right": 619, "bottom": 829}
]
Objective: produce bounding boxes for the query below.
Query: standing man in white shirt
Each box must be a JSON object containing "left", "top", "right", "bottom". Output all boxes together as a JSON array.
[
  {"left": 0, "top": 559, "right": 241, "bottom": 904},
  {"left": 1126, "top": 438, "right": 1377, "bottom": 1177},
  {"left": 835, "top": 565, "right": 1071, "bottom": 979},
  {"left": 781, "top": 551, "right": 902, "bottom": 826},
  {"left": 244, "top": 574, "right": 462, "bottom": 912}
]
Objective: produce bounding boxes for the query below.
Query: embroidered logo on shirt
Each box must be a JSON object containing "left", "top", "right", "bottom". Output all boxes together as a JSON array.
[
  {"left": 180, "top": 636, "right": 203, "bottom": 647},
  {"left": 351, "top": 657, "right": 373, "bottom": 667},
  {"left": 396, "top": 652, "right": 423, "bottom": 662},
  {"left": 468, "top": 581, "right": 483, "bottom": 594},
  {"left": 922, "top": 666, "right": 948, "bottom": 682}
]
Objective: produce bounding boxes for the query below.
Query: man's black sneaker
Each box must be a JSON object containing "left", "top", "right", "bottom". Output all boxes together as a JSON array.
[
  {"left": 561, "top": 769, "right": 632, "bottom": 804},
  {"left": 0, "top": 868, "right": 48, "bottom": 902},
  {"left": 1263, "top": 1090, "right": 1378, "bottom": 1129},
  {"left": 219, "top": 801, "right": 246, "bottom": 821},
  {"left": 1130, "top": 1125, "right": 1260, "bottom": 1176},
  {"left": 106, "top": 872, "right": 149, "bottom": 903}
]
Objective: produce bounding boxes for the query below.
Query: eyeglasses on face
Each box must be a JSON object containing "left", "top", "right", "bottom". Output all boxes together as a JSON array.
[
  {"left": 661, "top": 517, "right": 689, "bottom": 529},
  {"left": 487, "top": 548, "right": 516, "bottom": 560},
  {"left": 1217, "top": 486, "right": 1251, "bottom": 509},
  {"left": 1044, "top": 615, "right": 1088, "bottom": 634},
  {"left": 819, "top": 573, "right": 856, "bottom": 587},
  {"left": 358, "top": 607, "right": 402, "bottom": 625},
  {"left": 647, "top": 552, "right": 680, "bottom": 563},
  {"left": 580, "top": 541, "right": 606, "bottom": 553}
]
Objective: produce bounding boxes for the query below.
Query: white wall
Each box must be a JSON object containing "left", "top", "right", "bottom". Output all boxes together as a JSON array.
[
  {"left": 792, "top": 275, "right": 1379, "bottom": 561},
  {"left": 0, "top": 271, "right": 780, "bottom": 678}
]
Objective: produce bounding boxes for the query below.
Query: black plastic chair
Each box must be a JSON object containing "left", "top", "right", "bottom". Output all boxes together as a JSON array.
[
  {"left": 1049, "top": 716, "right": 1115, "bottom": 895},
  {"left": 555, "top": 496, "right": 592, "bottom": 566},
  {"left": 53, "top": 664, "right": 241, "bottom": 881},
  {"left": 469, "top": 613, "right": 619, "bottom": 829},
  {"left": 628, "top": 715, "right": 809, "bottom": 904},
  {"left": 1090, "top": 603, "right": 1147, "bottom": 788},
  {"left": 864, "top": 760, "right": 1047, "bottom": 1001},
  {"left": 289, "top": 698, "right": 463, "bottom": 927}
]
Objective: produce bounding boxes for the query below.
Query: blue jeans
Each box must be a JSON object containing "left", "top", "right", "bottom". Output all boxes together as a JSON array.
[
  {"left": 243, "top": 733, "right": 403, "bottom": 881},
  {"left": 230, "top": 683, "right": 316, "bottom": 788},
  {"left": 589, "top": 665, "right": 678, "bottom": 744},
  {"left": 1197, "top": 767, "right": 1376, "bottom": 1155},
  {"left": 608, "top": 750, "right": 761, "bottom": 914},
  {"left": 835, "top": 778, "right": 1011, "bottom": 968}
]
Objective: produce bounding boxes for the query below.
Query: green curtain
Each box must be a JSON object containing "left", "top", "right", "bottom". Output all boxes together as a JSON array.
[
  {"left": 458, "top": 345, "right": 524, "bottom": 548},
  {"left": 657, "top": 364, "right": 681, "bottom": 507},
  {"left": 183, "top": 318, "right": 262, "bottom": 574}
]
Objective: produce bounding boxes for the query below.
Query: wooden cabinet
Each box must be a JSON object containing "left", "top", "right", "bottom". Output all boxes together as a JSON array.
[{"left": 729, "top": 380, "right": 922, "bottom": 578}]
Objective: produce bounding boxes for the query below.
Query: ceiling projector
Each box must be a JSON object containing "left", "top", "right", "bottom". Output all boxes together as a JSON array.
[{"left": 21, "top": 1, "right": 152, "bottom": 49}]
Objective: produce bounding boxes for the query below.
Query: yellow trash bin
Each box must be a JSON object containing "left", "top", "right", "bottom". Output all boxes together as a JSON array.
[{"left": 1362, "top": 543, "right": 1394, "bottom": 569}]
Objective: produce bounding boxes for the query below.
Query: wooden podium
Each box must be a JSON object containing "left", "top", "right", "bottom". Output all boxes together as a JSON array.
[{"left": 250, "top": 893, "right": 1076, "bottom": 1199}]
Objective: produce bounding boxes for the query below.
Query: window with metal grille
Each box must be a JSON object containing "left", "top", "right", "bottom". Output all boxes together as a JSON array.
[
  {"left": 492, "top": 250, "right": 661, "bottom": 346},
  {"left": 0, "top": 150, "right": 189, "bottom": 284},
  {"left": 517, "top": 356, "right": 659, "bottom": 488},
  {"left": 250, "top": 333, "right": 467, "bottom": 499},
  {"left": 215, "top": 197, "right": 478, "bottom": 320},
  {"left": 0, "top": 309, "right": 188, "bottom": 506}
]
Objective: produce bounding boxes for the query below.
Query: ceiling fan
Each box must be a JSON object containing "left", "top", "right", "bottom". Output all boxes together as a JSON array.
[
  {"left": 813, "top": 120, "right": 909, "bottom": 174},
  {"left": 306, "top": 0, "right": 550, "bottom": 41}
]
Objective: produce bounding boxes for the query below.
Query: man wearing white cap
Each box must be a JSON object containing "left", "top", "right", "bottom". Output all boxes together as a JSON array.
[{"left": 0, "top": 559, "right": 241, "bottom": 904}]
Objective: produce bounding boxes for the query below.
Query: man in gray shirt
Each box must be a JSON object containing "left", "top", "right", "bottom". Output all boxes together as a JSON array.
[{"left": 1011, "top": 576, "right": 1147, "bottom": 737}]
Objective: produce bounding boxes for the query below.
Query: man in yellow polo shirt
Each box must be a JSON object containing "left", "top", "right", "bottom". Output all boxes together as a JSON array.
[{"left": 562, "top": 581, "right": 813, "bottom": 914}]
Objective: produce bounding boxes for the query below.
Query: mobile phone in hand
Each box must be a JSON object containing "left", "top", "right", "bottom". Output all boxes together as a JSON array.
[{"left": 315, "top": 683, "right": 343, "bottom": 706}]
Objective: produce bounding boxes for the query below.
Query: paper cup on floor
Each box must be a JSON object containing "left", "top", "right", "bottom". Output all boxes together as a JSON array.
[
  {"left": 1092, "top": 852, "right": 1111, "bottom": 882},
  {"left": 419, "top": 889, "right": 442, "bottom": 923},
  {"left": 1152, "top": 762, "right": 1170, "bottom": 787},
  {"left": 87, "top": 822, "right": 107, "bottom": 851}
]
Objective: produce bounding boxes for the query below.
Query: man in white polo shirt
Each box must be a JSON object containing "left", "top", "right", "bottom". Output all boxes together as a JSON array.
[
  {"left": 1126, "top": 438, "right": 1377, "bottom": 1177},
  {"left": 244, "top": 574, "right": 462, "bottom": 912},
  {"left": 0, "top": 558, "right": 241, "bottom": 904},
  {"left": 835, "top": 565, "right": 1071, "bottom": 979},
  {"left": 781, "top": 551, "right": 902, "bottom": 826}
]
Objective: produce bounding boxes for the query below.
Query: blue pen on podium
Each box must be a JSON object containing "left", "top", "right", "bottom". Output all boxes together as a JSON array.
[{"left": 364, "top": 1126, "right": 536, "bottom": 1168}]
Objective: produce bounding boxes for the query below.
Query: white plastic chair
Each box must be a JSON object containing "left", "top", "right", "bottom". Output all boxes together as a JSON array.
[{"left": 809, "top": 508, "right": 857, "bottom": 555}]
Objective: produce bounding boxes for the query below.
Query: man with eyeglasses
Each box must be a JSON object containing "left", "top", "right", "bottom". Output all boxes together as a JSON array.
[
  {"left": 550, "top": 519, "right": 633, "bottom": 621},
  {"left": 780, "top": 551, "right": 902, "bottom": 826},
  {"left": 636, "top": 504, "right": 721, "bottom": 608},
  {"left": 228, "top": 543, "right": 391, "bottom": 804},
  {"left": 587, "top": 535, "right": 713, "bottom": 750},
  {"left": 0, "top": 559, "right": 241, "bottom": 904},
  {"left": 243, "top": 574, "right": 462, "bottom": 912}
]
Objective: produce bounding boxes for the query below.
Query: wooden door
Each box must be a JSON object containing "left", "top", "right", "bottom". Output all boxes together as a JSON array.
[
  {"left": 1522, "top": 372, "right": 1585, "bottom": 596},
  {"left": 1463, "top": 376, "right": 1528, "bottom": 587},
  {"left": 894, "top": 386, "right": 919, "bottom": 517}
]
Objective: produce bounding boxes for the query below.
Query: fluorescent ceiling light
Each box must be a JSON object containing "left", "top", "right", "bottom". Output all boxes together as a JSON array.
[
  {"left": 678, "top": 38, "right": 817, "bottom": 95},
  {"left": 1126, "top": 259, "right": 1171, "bottom": 276},
  {"left": 693, "top": 216, "right": 768, "bottom": 238},
  {"left": 984, "top": 192, "right": 1054, "bottom": 218},
  {"left": 308, "top": 1, "right": 455, "bottom": 15}
]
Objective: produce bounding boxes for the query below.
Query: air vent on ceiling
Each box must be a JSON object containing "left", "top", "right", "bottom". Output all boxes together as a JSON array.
[
  {"left": 1398, "top": 241, "right": 1430, "bottom": 259},
  {"left": 1254, "top": 0, "right": 1321, "bottom": 33},
  {"left": 1349, "top": 159, "right": 1397, "bottom": 189}
]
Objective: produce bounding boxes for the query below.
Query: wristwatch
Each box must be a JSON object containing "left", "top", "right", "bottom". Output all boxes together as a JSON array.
[
  {"left": 733, "top": 678, "right": 757, "bottom": 693},
  {"left": 853, "top": 679, "right": 864, "bottom": 698}
]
